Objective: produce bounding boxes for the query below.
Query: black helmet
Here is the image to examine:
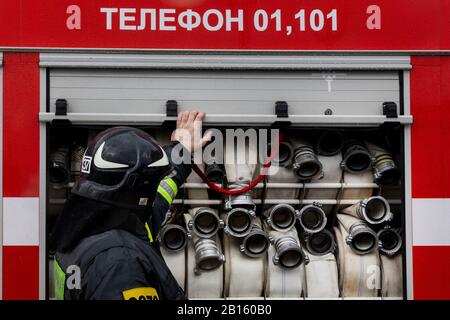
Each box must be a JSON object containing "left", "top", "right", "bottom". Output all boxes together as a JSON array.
[{"left": 72, "top": 127, "right": 173, "bottom": 210}]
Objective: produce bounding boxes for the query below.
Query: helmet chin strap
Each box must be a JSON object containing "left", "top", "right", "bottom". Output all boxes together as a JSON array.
[{"left": 191, "top": 132, "right": 283, "bottom": 195}]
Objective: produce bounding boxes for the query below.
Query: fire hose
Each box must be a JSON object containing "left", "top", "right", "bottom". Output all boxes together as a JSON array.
[
  {"left": 265, "top": 227, "right": 306, "bottom": 298},
  {"left": 184, "top": 213, "right": 224, "bottom": 298},
  {"left": 190, "top": 132, "right": 283, "bottom": 195},
  {"left": 335, "top": 214, "right": 381, "bottom": 297},
  {"left": 223, "top": 215, "right": 265, "bottom": 298},
  {"left": 304, "top": 253, "right": 340, "bottom": 298}
]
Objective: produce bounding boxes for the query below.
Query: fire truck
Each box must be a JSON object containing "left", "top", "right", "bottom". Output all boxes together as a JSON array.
[{"left": 0, "top": 0, "right": 449, "bottom": 300}]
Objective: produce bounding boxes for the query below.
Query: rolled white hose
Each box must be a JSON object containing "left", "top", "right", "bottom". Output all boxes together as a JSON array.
[
  {"left": 304, "top": 253, "right": 340, "bottom": 298},
  {"left": 265, "top": 227, "right": 306, "bottom": 298},
  {"left": 340, "top": 196, "right": 393, "bottom": 225},
  {"left": 306, "top": 154, "right": 343, "bottom": 215},
  {"left": 160, "top": 247, "right": 186, "bottom": 291},
  {"left": 336, "top": 214, "right": 379, "bottom": 255},
  {"left": 334, "top": 220, "right": 381, "bottom": 297},
  {"left": 337, "top": 212, "right": 360, "bottom": 231},
  {"left": 186, "top": 163, "right": 209, "bottom": 201},
  {"left": 223, "top": 219, "right": 265, "bottom": 298},
  {"left": 265, "top": 166, "right": 299, "bottom": 200},
  {"left": 223, "top": 139, "right": 259, "bottom": 210},
  {"left": 380, "top": 254, "right": 403, "bottom": 298},
  {"left": 184, "top": 214, "right": 224, "bottom": 299},
  {"left": 261, "top": 141, "right": 297, "bottom": 200},
  {"left": 341, "top": 170, "right": 374, "bottom": 201},
  {"left": 224, "top": 135, "right": 258, "bottom": 184}
]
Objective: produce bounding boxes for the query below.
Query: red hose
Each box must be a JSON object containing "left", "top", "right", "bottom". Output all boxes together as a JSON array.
[{"left": 191, "top": 132, "right": 282, "bottom": 195}]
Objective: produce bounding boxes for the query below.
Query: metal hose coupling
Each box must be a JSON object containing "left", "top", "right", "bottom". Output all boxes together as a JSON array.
[
  {"left": 159, "top": 223, "right": 191, "bottom": 252},
  {"left": 304, "top": 229, "right": 337, "bottom": 256},
  {"left": 188, "top": 208, "right": 224, "bottom": 238},
  {"left": 298, "top": 203, "right": 327, "bottom": 234},
  {"left": 356, "top": 196, "right": 393, "bottom": 225},
  {"left": 224, "top": 207, "right": 255, "bottom": 238},
  {"left": 269, "top": 141, "right": 294, "bottom": 167},
  {"left": 272, "top": 235, "right": 308, "bottom": 269},
  {"left": 341, "top": 139, "right": 373, "bottom": 173},
  {"left": 367, "top": 143, "right": 400, "bottom": 185},
  {"left": 70, "top": 144, "right": 86, "bottom": 180},
  {"left": 49, "top": 146, "right": 71, "bottom": 184},
  {"left": 205, "top": 163, "right": 226, "bottom": 183},
  {"left": 194, "top": 238, "right": 225, "bottom": 275},
  {"left": 316, "top": 130, "right": 344, "bottom": 156},
  {"left": 224, "top": 182, "right": 256, "bottom": 211},
  {"left": 240, "top": 224, "right": 272, "bottom": 258},
  {"left": 292, "top": 143, "right": 324, "bottom": 180},
  {"left": 377, "top": 226, "right": 402, "bottom": 256},
  {"left": 204, "top": 145, "right": 225, "bottom": 183},
  {"left": 263, "top": 204, "right": 298, "bottom": 232},
  {"left": 345, "top": 221, "right": 379, "bottom": 255}
]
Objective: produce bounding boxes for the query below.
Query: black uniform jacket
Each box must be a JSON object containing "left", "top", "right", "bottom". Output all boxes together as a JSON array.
[
  {"left": 52, "top": 142, "right": 192, "bottom": 300},
  {"left": 55, "top": 229, "right": 184, "bottom": 300}
]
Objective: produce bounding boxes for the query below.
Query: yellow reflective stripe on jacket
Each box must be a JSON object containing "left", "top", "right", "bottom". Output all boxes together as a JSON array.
[
  {"left": 54, "top": 259, "right": 66, "bottom": 300},
  {"left": 157, "top": 185, "right": 173, "bottom": 205},
  {"left": 157, "top": 176, "right": 178, "bottom": 205},
  {"left": 164, "top": 177, "right": 178, "bottom": 197},
  {"left": 144, "top": 222, "right": 154, "bottom": 243}
]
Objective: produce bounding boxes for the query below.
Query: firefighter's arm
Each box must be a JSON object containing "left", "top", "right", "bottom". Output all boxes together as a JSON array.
[
  {"left": 151, "top": 111, "right": 212, "bottom": 234},
  {"left": 151, "top": 154, "right": 190, "bottom": 233}
]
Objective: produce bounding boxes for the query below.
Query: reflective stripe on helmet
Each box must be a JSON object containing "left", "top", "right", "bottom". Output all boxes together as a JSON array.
[{"left": 148, "top": 147, "right": 169, "bottom": 167}]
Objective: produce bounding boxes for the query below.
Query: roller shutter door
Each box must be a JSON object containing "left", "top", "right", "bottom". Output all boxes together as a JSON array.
[{"left": 48, "top": 69, "right": 400, "bottom": 118}]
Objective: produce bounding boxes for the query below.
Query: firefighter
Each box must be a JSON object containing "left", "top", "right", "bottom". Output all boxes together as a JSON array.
[{"left": 50, "top": 111, "right": 210, "bottom": 300}]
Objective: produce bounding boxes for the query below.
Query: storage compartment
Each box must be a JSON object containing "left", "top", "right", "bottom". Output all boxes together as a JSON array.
[{"left": 43, "top": 61, "right": 410, "bottom": 300}]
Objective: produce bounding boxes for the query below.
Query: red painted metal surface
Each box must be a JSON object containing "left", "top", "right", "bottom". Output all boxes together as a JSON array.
[
  {"left": 2, "top": 53, "right": 40, "bottom": 197},
  {"left": 0, "top": 4, "right": 448, "bottom": 298},
  {"left": 0, "top": 0, "right": 449, "bottom": 51},
  {"left": 2, "top": 53, "right": 41, "bottom": 299},
  {"left": 411, "top": 57, "right": 450, "bottom": 198},
  {"left": 413, "top": 246, "right": 450, "bottom": 300},
  {"left": 2, "top": 246, "right": 40, "bottom": 300},
  {"left": 411, "top": 57, "right": 450, "bottom": 299}
]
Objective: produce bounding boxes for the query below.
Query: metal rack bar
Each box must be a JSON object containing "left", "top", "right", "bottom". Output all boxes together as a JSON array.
[
  {"left": 40, "top": 54, "right": 412, "bottom": 70},
  {"left": 39, "top": 112, "right": 413, "bottom": 126},
  {"left": 51, "top": 182, "right": 381, "bottom": 190},
  {"left": 48, "top": 198, "right": 402, "bottom": 206},
  {"left": 182, "top": 182, "right": 379, "bottom": 189},
  {"left": 171, "top": 199, "right": 402, "bottom": 205}
]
